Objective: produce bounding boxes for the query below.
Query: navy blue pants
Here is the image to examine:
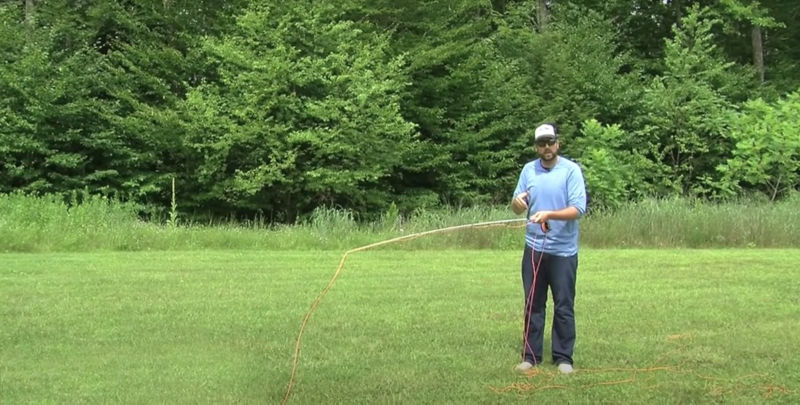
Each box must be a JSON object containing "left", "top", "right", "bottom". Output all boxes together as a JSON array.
[{"left": 520, "top": 247, "right": 578, "bottom": 365}]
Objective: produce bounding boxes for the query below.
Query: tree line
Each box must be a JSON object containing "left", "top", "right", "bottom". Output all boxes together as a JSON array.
[{"left": 2, "top": 0, "right": 799, "bottom": 222}]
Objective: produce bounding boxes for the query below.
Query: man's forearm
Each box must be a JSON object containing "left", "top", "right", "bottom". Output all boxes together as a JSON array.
[
  {"left": 529, "top": 206, "right": 580, "bottom": 223},
  {"left": 546, "top": 206, "right": 580, "bottom": 220}
]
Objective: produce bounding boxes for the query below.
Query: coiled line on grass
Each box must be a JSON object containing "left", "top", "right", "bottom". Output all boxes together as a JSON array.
[{"left": 489, "top": 334, "right": 794, "bottom": 400}]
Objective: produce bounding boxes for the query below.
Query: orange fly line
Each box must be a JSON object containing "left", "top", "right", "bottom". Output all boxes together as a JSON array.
[{"left": 280, "top": 218, "right": 528, "bottom": 404}]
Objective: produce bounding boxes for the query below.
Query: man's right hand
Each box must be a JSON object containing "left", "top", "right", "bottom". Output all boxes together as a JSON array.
[{"left": 511, "top": 192, "right": 528, "bottom": 215}]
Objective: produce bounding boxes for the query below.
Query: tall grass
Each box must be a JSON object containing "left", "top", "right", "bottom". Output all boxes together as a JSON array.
[
  {"left": 1, "top": 192, "right": 798, "bottom": 252},
  {"left": 0, "top": 192, "right": 143, "bottom": 252},
  {"left": 581, "top": 193, "right": 800, "bottom": 248}
]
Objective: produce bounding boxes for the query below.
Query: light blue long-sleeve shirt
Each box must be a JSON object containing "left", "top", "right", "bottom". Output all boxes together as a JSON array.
[{"left": 513, "top": 156, "right": 587, "bottom": 256}]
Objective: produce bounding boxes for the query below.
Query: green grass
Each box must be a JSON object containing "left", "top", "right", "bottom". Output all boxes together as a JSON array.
[
  {"left": 2, "top": 192, "right": 800, "bottom": 251},
  {"left": 581, "top": 195, "right": 800, "bottom": 248},
  {"left": 2, "top": 249, "right": 798, "bottom": 403}
]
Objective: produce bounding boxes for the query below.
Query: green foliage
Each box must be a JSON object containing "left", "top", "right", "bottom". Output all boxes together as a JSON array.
[
  {"left": 3, "top": 0, "right": 800, "bottom": 222},
  {"left": 715, "top": 92, "right": 800, "bottom": 200},
  {"left": 86, "top": 0, "right": 249, "bottom": 208},
  {"left": 180, "top": 2, "right": 417, "bottom": 221},
  {"left": 388, "top": 2, "right": 645, "bottom": 205},
  {"left": 525, "top": 4, "right": 643, "bottom": 141},
  {"left": 350, "top": 1, "right": 505, "bottom": 205},
  {"left": 634, "top": 5, "right": 746, "bottom": 196},
  {"left": 719, "top": 0, "right": 784, "bottom": 29},
  {"left": 0, "top": 1, "right": 190, "bottom": 203},
  {"left": 440, "top": 29, "right": 539, "bottom": 204},
  {"left": 574, "top": 119, "right": 650, "bottom": 210},
  {"left": 566, "top": 0, "right": 676, "bottom": 72}
]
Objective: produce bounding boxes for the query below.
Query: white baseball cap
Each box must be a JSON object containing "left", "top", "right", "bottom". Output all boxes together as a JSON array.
[{"left": 534, "top": 124, "right": 557, "bottom": 141}]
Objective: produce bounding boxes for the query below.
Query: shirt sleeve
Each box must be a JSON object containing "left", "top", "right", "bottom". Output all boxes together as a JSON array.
[
  {"left": 567, "top": 165, "right": 587, "bottom": 216},
  {"left": 513, "top": 167, "right": 527, "bottom": 197}
]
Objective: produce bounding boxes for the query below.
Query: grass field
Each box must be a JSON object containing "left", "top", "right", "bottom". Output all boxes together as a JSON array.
[{"left": 1, "top": 249, "right": 798, "bottom": 404}]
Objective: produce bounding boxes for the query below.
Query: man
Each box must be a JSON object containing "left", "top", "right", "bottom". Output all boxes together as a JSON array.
[{"left": 510, "top": 123, "right": 587, "bottom": 374}]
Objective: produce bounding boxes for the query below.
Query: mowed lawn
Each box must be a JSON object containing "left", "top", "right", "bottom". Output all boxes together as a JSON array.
[{"left": 1, "top": 249, "right": 798, "bottom": 404}]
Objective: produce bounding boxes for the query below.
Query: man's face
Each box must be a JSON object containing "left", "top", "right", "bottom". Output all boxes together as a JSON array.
[{"left": 535, "top": 138, "right": 559, "bottom": 162}]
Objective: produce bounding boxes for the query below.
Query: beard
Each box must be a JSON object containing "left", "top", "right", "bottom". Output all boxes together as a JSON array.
[{"left": 540, "top": 151, "right": 557, "bottom": 163}]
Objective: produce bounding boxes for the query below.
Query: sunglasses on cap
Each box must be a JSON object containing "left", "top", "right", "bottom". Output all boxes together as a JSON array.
[{"left": 535, "top": 139, "right": 557, "bottom": 147}]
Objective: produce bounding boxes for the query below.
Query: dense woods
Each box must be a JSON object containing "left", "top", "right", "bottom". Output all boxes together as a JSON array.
[{"left": 2, "top": 0, "right": 799, "bottom": 221}]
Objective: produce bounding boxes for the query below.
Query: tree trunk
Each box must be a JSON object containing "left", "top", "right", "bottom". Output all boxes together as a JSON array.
[
  {"left": 752, "top": 25, "right": 765, "bottom": 83},
  {"left": 536, "top": 0, "right": 549, "bottom": 31},
  {"left": 24, "top": 0, "right": 34, "bottom": 27}
]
